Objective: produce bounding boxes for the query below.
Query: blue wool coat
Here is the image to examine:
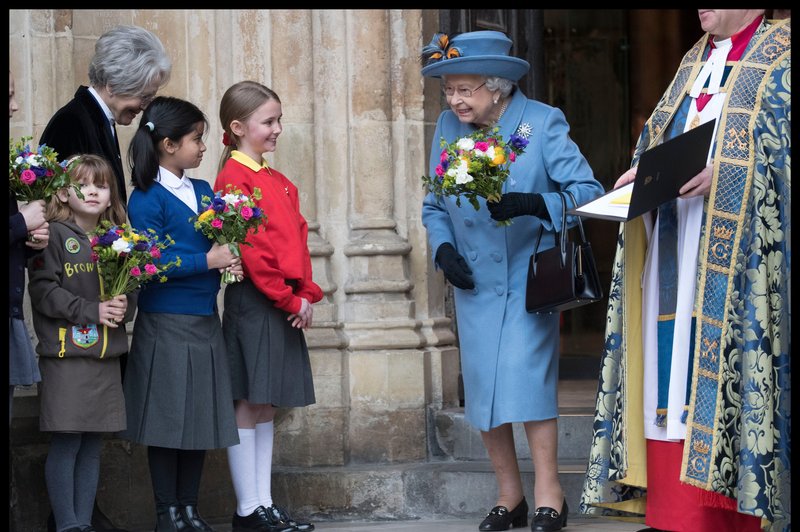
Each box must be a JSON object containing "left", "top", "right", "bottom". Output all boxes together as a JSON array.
[{"left": 422, "top": 89, "right": 604, "bottom": 431}]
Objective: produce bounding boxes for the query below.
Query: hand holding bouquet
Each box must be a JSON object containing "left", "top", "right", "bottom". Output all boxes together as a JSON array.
[
  {"left": 421, "top": 127, "right": 529, "bottom": 225},
  {"left": 90, "top": 221, "right": 181, "bottom": 301},
  {"left": 10, "top": 136, "right": 79, "bottom": 202},
  {"left": 191, "top": 185, "right": 267, "bottom": 284}
]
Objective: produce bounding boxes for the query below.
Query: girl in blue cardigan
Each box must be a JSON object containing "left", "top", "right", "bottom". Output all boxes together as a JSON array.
[{"left": 123, "top": 96, "right": 242, "bottom": 532}]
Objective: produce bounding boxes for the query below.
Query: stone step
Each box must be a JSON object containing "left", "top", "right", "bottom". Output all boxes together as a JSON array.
[
  {"left": 433, "top": 407, "right": 594, "bottom": 462},
  {"left": 273, "top": 458, "right": 588, "bottom": 522}
]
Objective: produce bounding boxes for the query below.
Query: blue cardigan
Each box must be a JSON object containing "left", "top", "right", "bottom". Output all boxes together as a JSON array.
[{"left": 127, "top": 179, "right": 220, "bottom": 315}]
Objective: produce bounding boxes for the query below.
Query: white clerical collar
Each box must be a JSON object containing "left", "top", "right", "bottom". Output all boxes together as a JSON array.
[
  {"left": 689, "top": 37, "right": 733, "bottom": 98},
  {"left": 88, "top": 86, "right": 115, "bottom": 126},
  {"left": 156, "top": 166, "right": 192, "bottom": 189}
]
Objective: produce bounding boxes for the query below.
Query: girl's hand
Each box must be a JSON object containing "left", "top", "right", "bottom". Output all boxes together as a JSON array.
[
  {"left": 287, "top": 298, "right": 313, "bottom": 329},
  {"left": 25, "top": 224, "right": 50, "bottom": 250},
  {"left": 679, "top": 163, "right": 714, "bottom": 198},
  {"left": 206, "top": 242, "right": 238, "bottom": 270},
  {"left": 220, "top": 256, "right": 244, "bottom": 281},
  {"left": 614, "top": 166, "right": 637, "bottom": 189},
  {"left": 99, "top": 295, "right": 128, "bottom": 328}
]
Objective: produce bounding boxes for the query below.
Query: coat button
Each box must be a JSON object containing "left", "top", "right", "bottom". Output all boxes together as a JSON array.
[
  {"left": 469, "top": 251, "right": 477, "bottom": 261},
  {"left": 15, "top": 287, "right": 22, "bottom": 294},
  {"left": 464, "top": 218, "right": 474, "bottom": 227},
  {"left": 491, "top": 253, "right": 502, "bottom": 262},
  {"left": 472, "top": 287, "right": 479, "bottom": 295},
  {"left": 12, "top": 306, "right": 19, "bottom": 313},
  {"left": 495, "top": 286, "right": 504, "bottom": 295}
]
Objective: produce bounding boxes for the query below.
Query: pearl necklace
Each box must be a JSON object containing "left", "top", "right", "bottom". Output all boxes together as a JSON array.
[{"left": 496, "top": 99, "right": 509, "bottom": 124}]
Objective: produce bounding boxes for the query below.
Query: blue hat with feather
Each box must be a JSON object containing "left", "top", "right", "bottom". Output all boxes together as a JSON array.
[{"left": 420, "top": 30, "right": 530, "bottom": 81}]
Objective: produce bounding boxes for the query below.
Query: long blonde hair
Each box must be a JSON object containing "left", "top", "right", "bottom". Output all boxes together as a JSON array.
[
  {"left": 217, "top": 80, "right": 281, "bottom": 174},
  {"left": 46, "top": 154, "right": 127, "bottom": 226}
]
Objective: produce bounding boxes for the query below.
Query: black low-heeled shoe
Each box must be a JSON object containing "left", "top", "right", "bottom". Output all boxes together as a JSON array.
[
  {"left": 531, "top": 498, "right": 567, "bottom": 532},
  {"left": 478, "top": 497, "right": 528, "bottom": 531}
]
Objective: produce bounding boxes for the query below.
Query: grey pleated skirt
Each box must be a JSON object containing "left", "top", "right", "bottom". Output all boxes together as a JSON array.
[
  {"left": 9, "top": 317, "right": 41, "bottom": 386},
  {"left": 222, "top": 279, "right": 315, "bottom": 407},
  {"left": 121, "top": 312, "right": 239, "bottom": 450}
]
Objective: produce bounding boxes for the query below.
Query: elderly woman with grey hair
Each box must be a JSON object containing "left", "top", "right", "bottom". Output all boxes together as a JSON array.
[
  {"left": 421, "top": 31, "right": 604, "bottom": 532},
  {"left": 40, "top": 24, "right": 172, "bottom": 204},
  {"left": 38, "top": 25, "right": 171, "bottom": 532}
]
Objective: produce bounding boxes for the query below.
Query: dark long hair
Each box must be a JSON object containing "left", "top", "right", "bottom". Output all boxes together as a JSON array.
[{"left": 128, "top": 96, "right": 208, "bottom": 191}]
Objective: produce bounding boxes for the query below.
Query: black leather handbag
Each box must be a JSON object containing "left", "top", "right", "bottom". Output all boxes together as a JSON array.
[{"left": 525, "top": 190, "right": 603, "bottom": 314}]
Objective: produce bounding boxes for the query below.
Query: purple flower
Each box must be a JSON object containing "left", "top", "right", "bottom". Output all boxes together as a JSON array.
[
  {"left": 32, "top": 166, "right": 48, "bottom": 177},
  {"left": 509, "top": 134, "right": 529, "bottom": 150},
  {"left": 252, "top": 207, "right": 263, "bottom": 219},
  {"left": 211, "top": 196, "right": 226, "bottom": 213},
  {"left": 97, "top": 231, "right": 120, "bottom": 246},
  {"left": 133, "top": 242, "right": 149, "bottom": 251}
]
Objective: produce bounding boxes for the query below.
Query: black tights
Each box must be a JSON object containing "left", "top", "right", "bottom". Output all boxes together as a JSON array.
[{"left": 147, "top": 446, "right": 206, "bottom": 513}]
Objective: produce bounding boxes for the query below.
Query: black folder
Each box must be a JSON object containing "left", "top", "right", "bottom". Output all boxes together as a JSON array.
[{"left": 569, "top": 118, "right": 716, "bottom": 222}]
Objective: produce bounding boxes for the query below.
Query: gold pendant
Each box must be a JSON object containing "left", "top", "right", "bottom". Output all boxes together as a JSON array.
[{"left": 689, "top": 114, "right": 701, "bottom": 130}]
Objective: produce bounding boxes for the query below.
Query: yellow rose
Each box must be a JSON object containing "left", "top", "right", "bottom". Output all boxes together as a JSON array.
[
  {"left": 197, "top": 209, "right": 215, "bottom": 222},
  {"left": 491, "top": 151, "right": 506, "bottom": 166}
]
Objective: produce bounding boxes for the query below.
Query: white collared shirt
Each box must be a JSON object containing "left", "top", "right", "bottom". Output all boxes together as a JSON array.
[
  {"left": 156, "top": 166, "right": 197, "bottom": 212},
  {"left": 88, "top": 86, "right": 116, "bottom": 139}
]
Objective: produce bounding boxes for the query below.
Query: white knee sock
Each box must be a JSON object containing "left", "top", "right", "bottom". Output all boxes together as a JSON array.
[
  {"left": 255, "top": 421, "right": 274, "bottom": 508},
  {"left": 226, "top": 428, "right": 259, "bottom": 516}
]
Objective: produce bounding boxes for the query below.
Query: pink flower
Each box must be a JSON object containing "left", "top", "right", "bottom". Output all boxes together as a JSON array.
[
  {"left": 509, "top": 152, "right": 516, "bottom": 162},
  {"left": 144, "top": 263, "right": 158, "bottom": 275},
  {"left": 150, "top": 247, "right": 161, "bottom": 259},
  {"left": 440, "top": 150, "right": 449, "bottom": 163},
  {"left": 474, "top": 141, "right": 489, "bottom": 152},
  {"left": 90, "top": 236, "right": 99, "bottom": 246},
  {"left": 45, "top": 170, "right": 54, "bottom": 177},
  {"left": 130, "top": 266, "right": 142, "bottom": 277},
  {"left": 211, "top": 219, "right": 223, "bottom": 229},
  {"left": 435, "top": 164, "right": 444, "bottom": 177},
  {"left": 90, "top": 251, "right": 99, "bottom": 262},
  {"left": 20, "top": 169, "right": 37, "bottom": 185},
  {"left": 240, "top": 206, "right": 253, "bottom": 220}
]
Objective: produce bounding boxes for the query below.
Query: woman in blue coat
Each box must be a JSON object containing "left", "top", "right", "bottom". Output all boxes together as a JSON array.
[{"left": 421, "top": 31, "right": 604, "bottom": 532}]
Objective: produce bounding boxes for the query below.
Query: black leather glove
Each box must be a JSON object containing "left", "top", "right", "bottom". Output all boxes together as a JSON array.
[
  {"left": 487, "top": 192, "right": 550, "bottom": 222},
  {"left": 435, "top": 243, "right": 474, "bottom": 290}
]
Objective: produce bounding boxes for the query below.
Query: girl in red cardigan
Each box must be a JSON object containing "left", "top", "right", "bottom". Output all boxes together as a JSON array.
[{"left": 214, "top": 80, "right": 321, "bottom": 532}]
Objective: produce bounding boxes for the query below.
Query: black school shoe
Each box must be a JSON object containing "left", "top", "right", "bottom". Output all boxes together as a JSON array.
[
  {"left": 531, "top": 498, "right": 568, "bottom": 532},
  {"left": 267, "top": 504, "right": 315, "bottom": 531},
  {"left": 231, "top": 505, "right": 294, "bottom": 532},
  {"left": 478, "top": 497, "right": 528, "bottom": 530}
]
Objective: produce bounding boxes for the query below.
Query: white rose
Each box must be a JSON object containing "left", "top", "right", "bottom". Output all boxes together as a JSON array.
[
  {"left": 456, "top": 138, "right": 475, "bottom": 151},
  {"left": 453, "top": 158, "right": 473, "bottom": 184},
  {"left": 112, "top": 238, "right": 132, "bottom": 254}
]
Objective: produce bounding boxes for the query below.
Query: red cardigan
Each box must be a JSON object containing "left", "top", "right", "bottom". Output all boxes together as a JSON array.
[{"left": 214, "top": 152, "right": 323, "bottom": 314}]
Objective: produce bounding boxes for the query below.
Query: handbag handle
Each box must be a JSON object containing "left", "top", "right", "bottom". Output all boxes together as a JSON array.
[{"left": 532, "top": 190, "right": 588, "bottom": 270}]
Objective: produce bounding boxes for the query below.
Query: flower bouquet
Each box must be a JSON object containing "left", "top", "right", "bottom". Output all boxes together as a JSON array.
[
  {"left": 9, "top": 136, "right": 79, "bottom": 202},
  {"left": 421, "top": 127, "right": 529, "bottom": 225},
  {"left": 89, "top": 221, "right": 181, "bottom": 301},
  {"left": 191, "top": 185, "right": 267, "bottom": 284}
]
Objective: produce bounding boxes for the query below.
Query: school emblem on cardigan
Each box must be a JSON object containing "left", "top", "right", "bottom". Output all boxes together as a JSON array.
[
  {"left": 64, "top": 237, "right": 81, "bottom": 254},
  {"left": 71, "top": 324, "right": 99, "bottom": 349},
  {"left": 516, "top": 123, "right": 533, "bottom": 139}
]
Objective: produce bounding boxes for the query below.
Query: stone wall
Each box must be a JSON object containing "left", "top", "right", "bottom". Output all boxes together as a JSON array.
[{"left": 9, "top": 8, "right": 461, "bottom": 530}]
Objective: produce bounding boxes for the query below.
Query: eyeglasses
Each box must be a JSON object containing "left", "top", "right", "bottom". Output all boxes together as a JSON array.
[{"left": 442, "top": 82, "right": 486, "bottom": 98}]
